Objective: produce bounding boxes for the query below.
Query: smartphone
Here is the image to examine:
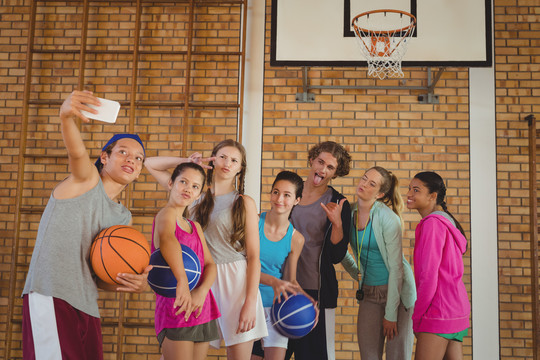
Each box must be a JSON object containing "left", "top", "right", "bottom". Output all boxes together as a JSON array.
[{"left": 80, "top": 97, "right": 120, "bottom": 123}]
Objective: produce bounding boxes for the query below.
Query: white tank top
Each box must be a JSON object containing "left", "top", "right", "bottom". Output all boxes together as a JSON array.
[{"left": 194, "top": 191, "right": 246, "bottom": 264}]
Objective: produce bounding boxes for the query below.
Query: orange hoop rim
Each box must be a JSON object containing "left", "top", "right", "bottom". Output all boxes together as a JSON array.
[{"left": 352, "top": 9, "right": 416, "bottom": 36}]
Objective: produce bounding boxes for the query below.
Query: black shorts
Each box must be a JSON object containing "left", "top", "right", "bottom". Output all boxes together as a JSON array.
[{"left": 157, "top": 319, "right": 220, "bottom": 346}]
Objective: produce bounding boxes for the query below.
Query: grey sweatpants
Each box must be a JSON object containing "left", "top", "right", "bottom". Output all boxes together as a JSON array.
[{"left": 356, "top": 284, "right": 414, "bottom": 360}]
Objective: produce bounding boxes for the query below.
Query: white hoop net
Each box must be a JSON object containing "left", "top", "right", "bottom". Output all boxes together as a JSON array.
[{"left": 352, "top": 10, "right": 416, "bottom": 80}]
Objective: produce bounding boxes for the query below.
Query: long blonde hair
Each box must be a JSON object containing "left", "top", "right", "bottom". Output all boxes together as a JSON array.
[{"left": 192, "top": 139, "right": 247, "bottom": 251}]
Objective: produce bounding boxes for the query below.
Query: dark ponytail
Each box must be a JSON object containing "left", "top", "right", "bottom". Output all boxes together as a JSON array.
[{"left": 413, "top": 171, "right": 466, "bottom": 236}]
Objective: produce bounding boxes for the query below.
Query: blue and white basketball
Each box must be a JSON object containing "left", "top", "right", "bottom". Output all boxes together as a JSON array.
[
  {"left": 147, "top": 245, "right": 201, "bottom": 297},
  {"left": 271, "top": 293, "right": 317, "bottom": 339}
]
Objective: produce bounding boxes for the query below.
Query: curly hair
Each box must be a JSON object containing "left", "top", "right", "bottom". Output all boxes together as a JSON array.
[{"left": 307, "top": 141, "right": 351, "bottom": 178}]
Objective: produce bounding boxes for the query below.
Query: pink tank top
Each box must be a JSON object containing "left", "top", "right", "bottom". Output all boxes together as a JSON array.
[{"left": 152, "top": 218, "right": 220, "bottom": 335}]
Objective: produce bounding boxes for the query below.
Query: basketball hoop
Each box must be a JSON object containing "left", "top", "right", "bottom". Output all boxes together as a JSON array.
[{"left": 352, "top": 9, "right": 416, "bottom": 79}]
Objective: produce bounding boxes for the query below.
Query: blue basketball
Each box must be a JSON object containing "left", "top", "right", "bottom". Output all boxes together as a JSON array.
[
  {"left": 271, "top": 293, "right": 317, "bottom": 339},
  {"left": 147, "top": 245, "right": 201, "bottom": 297}
]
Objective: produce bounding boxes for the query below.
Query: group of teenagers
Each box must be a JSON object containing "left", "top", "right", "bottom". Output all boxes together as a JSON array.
[{"left": 21, "top": 90, "right": 470, "bottom": 360}]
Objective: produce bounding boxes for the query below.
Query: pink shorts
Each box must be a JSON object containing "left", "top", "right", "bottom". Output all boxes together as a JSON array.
[{"left": 23, "top": 293, "right": 103, "bottom": 360}]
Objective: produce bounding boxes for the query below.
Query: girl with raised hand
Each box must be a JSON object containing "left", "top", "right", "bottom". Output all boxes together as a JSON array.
[
  {"left": 151, "top": 162, "right": 220, "bottom": 360},
  {"left": 406, "top": 171, "right": 470, "bottom": 360},
  {"left": 146, "top": 139, "right": 267, "bottom": 360},
  {"left": 341, "top": 166, "right": 416, "bottom": 360}
]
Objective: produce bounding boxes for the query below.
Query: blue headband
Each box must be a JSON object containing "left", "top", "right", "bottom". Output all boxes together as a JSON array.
[{"left": 94, "top": 133, "right": 145, "bottom": 168}]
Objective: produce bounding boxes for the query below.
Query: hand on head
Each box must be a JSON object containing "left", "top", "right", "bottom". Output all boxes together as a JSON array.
[{"left": 188, "top": 152, "right": 216, "bottom": 170}]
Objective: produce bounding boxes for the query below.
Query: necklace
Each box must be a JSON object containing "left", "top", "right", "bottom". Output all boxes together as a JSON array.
[{"left": 355, "top": 212, "right": 370, "bottom": 265}]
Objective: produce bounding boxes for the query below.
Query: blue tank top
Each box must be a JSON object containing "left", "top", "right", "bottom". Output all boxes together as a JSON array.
[{"left": 259, "top": 212, "right": 294, "bottom": 307}]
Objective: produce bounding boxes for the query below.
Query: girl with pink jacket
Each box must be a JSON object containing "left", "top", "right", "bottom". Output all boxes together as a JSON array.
[{"left": 406, "top": 171, "right": 470, "bottom": 360}]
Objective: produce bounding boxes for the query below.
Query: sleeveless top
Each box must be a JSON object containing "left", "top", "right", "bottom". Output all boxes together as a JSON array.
[
  {"left": 258, "top": 212, "right": 294, "bottom": 307},
  {"left": 22, "top": 179, "right": 131, "bottom": 318},
  {"left": 191, "top": 191, "right": 246, "bottom": 264},
  {"left": 151, "top": 218, "right": 220, "bottom": 335},
  {"left": 291, "top": 188, "right": 333, "bottom": 290}
]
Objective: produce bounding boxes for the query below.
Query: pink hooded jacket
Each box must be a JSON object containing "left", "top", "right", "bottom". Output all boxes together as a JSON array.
[{"left": 412, "top": 213, "right": 470, "bottom": 334}]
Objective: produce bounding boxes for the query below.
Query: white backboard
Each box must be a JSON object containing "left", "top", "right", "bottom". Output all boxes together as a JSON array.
[{"left": 270, "top": 0, "right": 492, "bottom": 67}]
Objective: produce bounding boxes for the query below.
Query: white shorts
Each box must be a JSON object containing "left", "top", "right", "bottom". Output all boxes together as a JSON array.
[
  {"left": 261, "top": 307, "right": 289, "bottom": 349},
  {"left": 210, "top": 260, "right": 268, "bottom": 348}
]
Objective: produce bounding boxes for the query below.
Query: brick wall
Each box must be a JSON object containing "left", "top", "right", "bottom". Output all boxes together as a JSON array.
[
  {"left": 0, "top": 2, "right": 242, "bottom": 359},
  {"left": 0, "top": 0, "right": 537, "bottom": 359},
  {"left": 494, "top": 0, "right": 539, "bottom": 358},
  {"left": 0, "top": 1, "right": 28, "bottom": 357}
]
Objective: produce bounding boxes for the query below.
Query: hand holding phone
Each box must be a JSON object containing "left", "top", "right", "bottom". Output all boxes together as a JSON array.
[{"left": 80, "top": 97, "right": 120, "bottom": 123}]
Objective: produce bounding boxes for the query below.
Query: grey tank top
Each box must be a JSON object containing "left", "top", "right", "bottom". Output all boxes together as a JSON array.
[
  {"left": 291, "top": 188, "right": 333, "bottom": 290},
  {"left": 22, "top": 179, "right": 131, "bottom": 317},
  {"left": 193, "top": 191, "right": 246, "bottom": 264}
]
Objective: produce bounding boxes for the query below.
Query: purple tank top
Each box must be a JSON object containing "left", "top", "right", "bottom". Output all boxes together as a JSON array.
[{"left": 152, "top": 218, "right": 220, "bottom": 335}]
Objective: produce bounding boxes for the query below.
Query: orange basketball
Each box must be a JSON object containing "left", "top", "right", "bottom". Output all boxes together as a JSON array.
[{"left": 90, "top": 225, "right": 151, "bottom": 285}]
